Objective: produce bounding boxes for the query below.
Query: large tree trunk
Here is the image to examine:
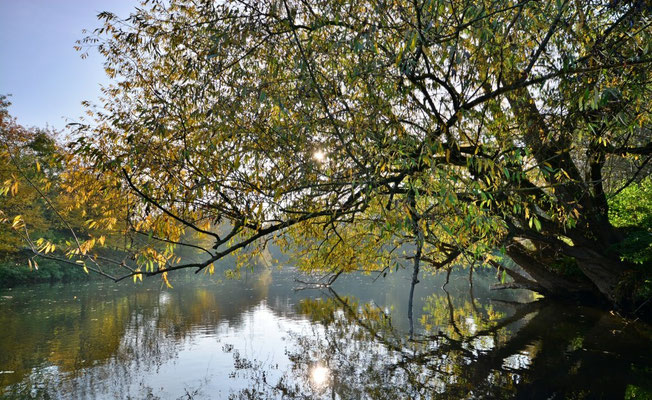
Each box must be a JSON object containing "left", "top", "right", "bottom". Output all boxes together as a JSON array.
[
  {"left": 506, "top": 235, "right": 633, "bottom": 309},
  {"left": 503, "top": 84, "right": 637, "bottom": 310},
  {"left": 506, "top": 241, "right": 598, "bottom": 298},
  {"left": 564, "top": 244, "right": 629, "bottom": 306},
  {"left": 565, "top": 213, "right": 633, "bottom": 306}
]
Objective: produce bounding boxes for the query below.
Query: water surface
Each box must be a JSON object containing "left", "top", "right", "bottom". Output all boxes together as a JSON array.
[{"left": 1, "top": 267, "right": 650, "bottom": 399}]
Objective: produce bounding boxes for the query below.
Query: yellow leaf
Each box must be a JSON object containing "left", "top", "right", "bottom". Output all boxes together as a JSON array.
[
  {"left": 10, "top": 181, "right": 19, "bottom": 196},
  {"left": 162, "top": 271, "right": 173, "bottom": 288}
]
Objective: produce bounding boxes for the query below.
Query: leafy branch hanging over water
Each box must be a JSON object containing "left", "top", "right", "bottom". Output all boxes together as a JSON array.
[{"left": 2, "top": 0, "right": 651, "bottom": 313}]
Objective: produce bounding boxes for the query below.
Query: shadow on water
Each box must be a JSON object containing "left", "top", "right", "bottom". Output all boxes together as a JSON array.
[{"left": 1, "top": 267, "right": 651, "bottom": 399}]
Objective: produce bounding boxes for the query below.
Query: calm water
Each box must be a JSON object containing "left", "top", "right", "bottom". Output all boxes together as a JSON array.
[{"left": 1, "top": 266, "right": 651, "bottom": 399}]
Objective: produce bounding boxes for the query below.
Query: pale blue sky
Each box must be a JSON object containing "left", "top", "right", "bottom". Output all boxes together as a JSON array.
[{"left": 0, "top": 0, "right": 136, "bottom": 131}]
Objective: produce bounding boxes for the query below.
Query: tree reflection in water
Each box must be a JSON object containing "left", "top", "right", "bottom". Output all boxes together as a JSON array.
[
  {"left": 1, "top": 268, "right": 651, "bottom": 399},
  {"left": 0, "top": 273, "right": 276, "bottom": 399},
  {"left": 229, "top": 288, "right": 652, "bottom": 400}
]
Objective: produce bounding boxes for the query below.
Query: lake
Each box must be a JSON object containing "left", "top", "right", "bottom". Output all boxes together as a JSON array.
[{"left": 1, "top": 266, "right": 651, "bottom": 399}]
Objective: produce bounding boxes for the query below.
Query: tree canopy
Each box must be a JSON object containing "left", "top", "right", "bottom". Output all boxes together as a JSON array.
[{"left": 3, "top": 0, "right": 651, "bottom": 311}]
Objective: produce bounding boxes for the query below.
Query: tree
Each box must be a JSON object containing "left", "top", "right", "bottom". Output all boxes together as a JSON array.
[
  {"left": 0, "top": 96, "right": 51, "bottom": 256},
  {"left": 0, "top": 97, "right": 137, "bottom": 283},
  {"left": 14, "top": 0, "right": 651, "bottom": 310}
]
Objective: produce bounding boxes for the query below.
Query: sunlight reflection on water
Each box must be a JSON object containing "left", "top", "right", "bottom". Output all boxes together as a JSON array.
[{"left": 310, "top": 365, "right": 330, "bottom": 389}]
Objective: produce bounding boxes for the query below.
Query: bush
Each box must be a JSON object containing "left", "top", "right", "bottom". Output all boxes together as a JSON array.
[
  {"left": 609, "top": 177, "right": 652, "bottom": 230},
  {"left": 609, "top": 178, "right": 652, "bottom": 306},
  {"left": 609, "top": 177, "right": 652, "bottom": 265}
]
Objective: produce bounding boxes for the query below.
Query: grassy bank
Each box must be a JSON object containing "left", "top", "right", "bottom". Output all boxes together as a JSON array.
[{"left": 0, "top": 256, "right": 93, "bottom": 287}]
